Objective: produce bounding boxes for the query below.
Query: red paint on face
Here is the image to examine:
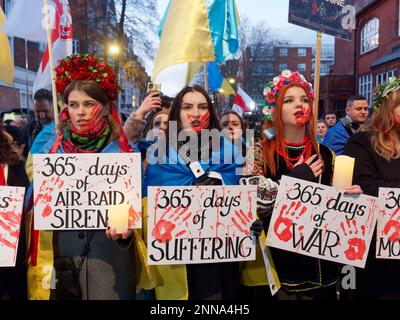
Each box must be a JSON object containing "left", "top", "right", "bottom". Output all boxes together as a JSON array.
[
  {"left": 344, "top": 238, "right": 366, "bottom": 261},
  {"left": 294, "top": 106, "right": 311, "bottom": 126},
  {"left": 186, "top": 111, "right": 210, "bottom": 133},
  {"left": 76, "top": 104, "right": 103, "bottom": 133}
]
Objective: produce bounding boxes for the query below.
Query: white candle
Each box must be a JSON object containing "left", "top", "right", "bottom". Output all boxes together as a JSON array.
[
  {"left": 107, "top": 204, "right": 130, "bottom": 234},
  {"left": 332, "top": 155, "right": 355, "bottom": 189}
]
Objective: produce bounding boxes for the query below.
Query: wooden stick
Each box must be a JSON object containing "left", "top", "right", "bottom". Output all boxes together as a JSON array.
[
  {"left": 43, "top": 0, "right": 59, "bottom": 128},
  {"left": 313, "top": 32, "right": 322, "bottom": 133},
  {"left": 204, "top": 62, "right": 209, "bottom": 92}
]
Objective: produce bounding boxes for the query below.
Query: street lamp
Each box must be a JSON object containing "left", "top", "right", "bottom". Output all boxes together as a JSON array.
[
  {"left": 108, "top": 44, "right": 121, "bottom": 56},
  {"left": 228, "top": 78, "right": 236, "bottom": 84}
]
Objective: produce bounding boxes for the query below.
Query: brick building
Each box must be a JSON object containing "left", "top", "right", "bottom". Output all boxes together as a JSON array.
[
  {"left": 274, "top": 46, "right": 313, "bottom": 80},
  {"left": 1, "top": 0, "right": 149, "bottom": 115},
  {"left": 320, "top": 0, "right": 400, "bottom": 116},
  {"left": 1, "top": 0, "right": 43, "bottom": 111}
]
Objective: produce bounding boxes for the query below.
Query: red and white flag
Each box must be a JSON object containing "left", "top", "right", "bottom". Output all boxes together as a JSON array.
[
  {"left": 232, "top": 86, "right": 255, "bottom": 116},
  {"left": 34, "top": 0, "right": 73, "bottom": 94},
  {"left": 4, "top": 0, "right": 73, "bottom": 94}
]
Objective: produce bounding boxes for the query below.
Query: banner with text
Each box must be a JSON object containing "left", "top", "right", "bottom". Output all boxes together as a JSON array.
[
  {"left": 147, "top": 185, "right": 257, "bottom": 265},
  {"left": 0, "top": 186, "right": 25, "bottom": 267},
  {"left": 288, "top": 0, "right": 354, "bottom": 40},
  {"left": 266, "top": 175, "right": 378, "bottom": 268},
  {"left": 376, "top": 188, "right": 400, "bottom": 259},
  {"left": 33, "top": 153, "right": 142, "bottom": 230}
]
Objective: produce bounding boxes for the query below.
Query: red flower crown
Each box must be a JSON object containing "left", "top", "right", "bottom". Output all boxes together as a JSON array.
[{"left": 55, "top": 53, "right": 121, "bottom": 101}]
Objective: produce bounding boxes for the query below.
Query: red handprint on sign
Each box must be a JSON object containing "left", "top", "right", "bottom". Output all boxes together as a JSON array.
[
  {"left": 231, "top": 209, "right": 254, "bottom": 236},
  {"left": 274, "top": 201, "right": 307, "bottom": 242},
  {"left": 152, "top": 206, "right": 192, "bottom": 243},
  {"left": 383, "top": 208, "right": 400, "bottom": 242},
  {"left": 341, "top": 219, "right": 366, "bottom": 261},
  {"left": 128, "top": 206, "right": 141, "bottom": 228},
  {"left": 35, "top": 177, "right": 65, "bottom": 217}
]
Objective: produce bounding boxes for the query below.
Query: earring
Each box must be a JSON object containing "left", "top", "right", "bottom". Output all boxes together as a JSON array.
[{"left": 263, "top": 128, "right": 275, "bottom": 140}]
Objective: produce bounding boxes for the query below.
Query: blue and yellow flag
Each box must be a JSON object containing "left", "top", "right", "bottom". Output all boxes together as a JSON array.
[
  {"left": 153, "top": 0, "right": 239, "bottom": 80},
  {"left": 0, "top": 7, "right": 14, "bottom": 85}
]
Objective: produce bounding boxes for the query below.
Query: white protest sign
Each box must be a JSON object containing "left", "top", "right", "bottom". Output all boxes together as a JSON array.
[
  {"left": 266, "top": 175, "right": 379, "bottom": 268},
  {"left": 33, "top": 153, "right": 141, "bottom": 230},
  {"left": 0, "top": 186, "right": 25, "bottom": 267},
  {"left": 376, "top": 188, "right": 400, "bottom": 259},
  {"left": 147, "top": 185, "right": 257, "bottom": 265}
]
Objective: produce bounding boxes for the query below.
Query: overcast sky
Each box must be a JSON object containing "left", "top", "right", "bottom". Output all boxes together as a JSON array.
[{"left": 154, "top": 0, "right": 334, "bottom": 96}]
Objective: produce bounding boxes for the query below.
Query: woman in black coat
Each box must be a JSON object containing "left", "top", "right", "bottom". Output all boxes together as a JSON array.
[
  {"left": 343, "top": 78, "right": 400, "bottom": 299},
  {"left": 0, "top": 123, "right": 29, "bottom": 300}
]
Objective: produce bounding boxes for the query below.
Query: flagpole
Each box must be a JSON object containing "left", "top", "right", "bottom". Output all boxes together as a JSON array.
[
  {"left": 24, "top": 39, "right": 29, "bottom": 112},
  {"left": 43, "top": 0, "right": 59, "bottom": 128},
  {"left": 313, "top": 32, "right": 322, "bottom": 134},
  {"left": 204, "top": 62, "right": 209, "bottom": 92}
]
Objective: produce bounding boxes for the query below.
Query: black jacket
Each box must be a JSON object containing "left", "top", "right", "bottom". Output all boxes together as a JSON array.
[
  {"left": 344, "top": 131, "right": 400, "bottom": 299},
  {"left": 0, "top": 161, "right": 29, "bottom": 300}
]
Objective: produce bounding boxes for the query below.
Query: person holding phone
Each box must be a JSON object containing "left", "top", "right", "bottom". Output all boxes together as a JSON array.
[{"left": 124, "top": 87, "right": 162, "bottom": 145}]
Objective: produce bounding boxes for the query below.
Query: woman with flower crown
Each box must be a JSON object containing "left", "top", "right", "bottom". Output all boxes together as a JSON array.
[
  {"left": 240, "top": 70, "right": 362, "bottom": 300},
  {"left": 343, "top": 77, "right": 400, "bottom": 299},
  {"left": 25, "top": 54, "right": 139, "bottom": 300}
]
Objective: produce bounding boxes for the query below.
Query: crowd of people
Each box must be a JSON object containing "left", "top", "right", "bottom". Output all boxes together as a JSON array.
[{"left": 0, "top": 53, "right": 400, "bottom": 301}]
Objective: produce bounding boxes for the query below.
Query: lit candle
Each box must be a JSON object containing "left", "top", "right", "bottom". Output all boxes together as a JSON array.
[
  {"left": 107, "top": 204, "right": 130, "bottom": 234},
  {"left": 332, "top": 155, "right": 355, "bottom": 189}
]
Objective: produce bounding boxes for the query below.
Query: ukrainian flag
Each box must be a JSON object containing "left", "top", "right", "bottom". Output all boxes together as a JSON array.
[
  {"left": 0, "top": 7, "right": 14, "bottom": 85},
  {"left": 152, "top": 0, "right": 240, "bottom": 81}
]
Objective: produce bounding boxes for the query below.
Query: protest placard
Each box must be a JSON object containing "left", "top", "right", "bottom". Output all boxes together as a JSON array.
[
  {"left": 147, "top": 185, "right": 257, "bottom": 265},
  {"left": 376, "top": 188, "right": 400, "bottom": 259},
  {"left": 33, "top": 153, "right": 141, "bottom": 230},
  {"left": 0, "top": 186, "right": 25, "bottom": 267},
  {"left": 266, "top": 175, "right": 379, "bottom": 268},
  {"left": 288, "top": 0, "right": 354, "bottom": 40}
]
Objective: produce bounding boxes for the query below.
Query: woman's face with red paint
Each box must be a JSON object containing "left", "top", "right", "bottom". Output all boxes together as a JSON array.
[
  {"left": 67, "top": 90, "right": 107, "bottom": 133},
  {"left": 179, "top": 91, "right": 210, "bottom": 132},
  {"left": 281, "top": 86, "right": 311, "bottom": 128}
]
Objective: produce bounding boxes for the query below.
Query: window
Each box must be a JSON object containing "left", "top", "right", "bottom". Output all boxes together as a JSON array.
[
  {"left": 298, "top": 48, "right": 306, "bottom": 57},
  {"left": 7, "top": 36, "right": 14, "bottom": 58},
  {"left": 87, "top": 8, "right": 95, "bottom": 25},
  {"left": 4, "top": 0, "right": 15, "bottom": 15},
  {"left": 361, "top": 18, "right": 379, "bottom": 53},
  {"left": 72, "top": 39, "right": 80, "bottom": 54},
  {"left": 279, "top": 63, "right": 288, "bottom": 71},
  {"left": 359, "top": 74, "right": 373, "bottom": 108},
  {"left": 38, "top": 42, "right": 46, "bottom": 52},
  {"left": 279, "top": 48, "right": 288, "bottom": 56},
  {"left": 376, "top": 70, "right": 396, "bottom": 86},
  {"left": 320, "top": 63, "right": 331, "bottom": 75},
  {"left": 298, "top": 63, "right": 306, "bottom": 72}
]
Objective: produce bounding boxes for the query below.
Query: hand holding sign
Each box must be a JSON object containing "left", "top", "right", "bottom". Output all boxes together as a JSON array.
[
  {"left": 267, "top": 175, "right": 378, "bottom": 268},
  {"left": 33, "top": 153, "right": 142, "bottom": 230},
  {"left": 147, "top": 185, "right": 257, "bottom": 265}
]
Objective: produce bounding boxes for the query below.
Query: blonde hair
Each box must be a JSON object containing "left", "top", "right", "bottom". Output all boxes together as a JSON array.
[{"left": 366, "top": 89, "right": 400, "bottom": 160}]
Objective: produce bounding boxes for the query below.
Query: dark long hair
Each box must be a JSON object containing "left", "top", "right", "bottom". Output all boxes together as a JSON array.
[
  {"left": 168, "top": 85, "right": 220, "bottom": 133},
  {"left": 0, "top": 123, "right": 21, "bottom": 164}
]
